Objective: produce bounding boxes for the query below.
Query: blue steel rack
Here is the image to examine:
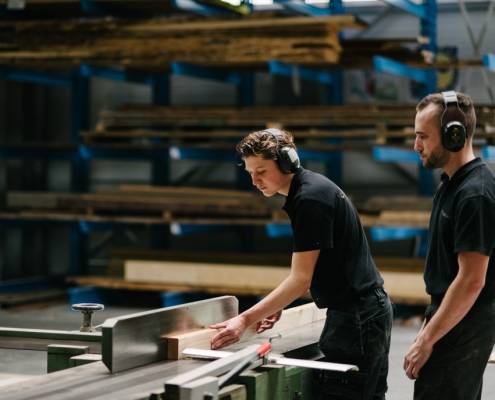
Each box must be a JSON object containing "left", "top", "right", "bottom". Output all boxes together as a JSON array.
[
  {"left": 0, "top": 0, "right": 446, "bottom": 292},
  {"left": 484, "top": 53, "right": 495, "bottom": 71},
  {"left": 369, "top": 0, "right": 438, "bottom": 222},
  {"left": 0, "top": 0, "right": 256, "bottom": 282}
]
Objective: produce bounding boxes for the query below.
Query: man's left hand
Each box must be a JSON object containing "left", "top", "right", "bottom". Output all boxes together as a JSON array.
[
  {"left": 256, "top": 310, "right": 282, "bottom": 333},
  {"left": 403, "top": 336, "right": 433, "bottom": 379}
]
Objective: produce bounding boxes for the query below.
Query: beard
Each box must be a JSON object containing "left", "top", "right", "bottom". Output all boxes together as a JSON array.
[{"left": 423, "top": 145, "right": 450, "bottom": 169}]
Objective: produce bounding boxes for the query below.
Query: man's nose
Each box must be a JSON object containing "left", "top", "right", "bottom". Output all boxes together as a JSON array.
[{"left": 414, "top": 138, "right": 421, "bottom": 152}]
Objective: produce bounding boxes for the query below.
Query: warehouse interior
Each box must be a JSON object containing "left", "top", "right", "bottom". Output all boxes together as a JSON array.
[{"left": 1, "top": 0, "right": 495, "bottom": 399}]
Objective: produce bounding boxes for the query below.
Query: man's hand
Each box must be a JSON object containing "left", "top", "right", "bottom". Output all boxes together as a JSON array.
[
  {"left": 256, "top": 310, "right": 282, "bottom": 333},
  {"left": 403, "top": 336, "right": 433, "bottom": 379},
  {"left": 210, "top": 315, "right": 248, "bottom": 350}
]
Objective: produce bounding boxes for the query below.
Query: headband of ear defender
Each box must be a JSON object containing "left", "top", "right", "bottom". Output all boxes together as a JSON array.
[
  {"left": 440, "top": 91, "right": 467, "bottom": 152},
  {"left": 263, "top": 128, "right": 301, "bottom": 174}
]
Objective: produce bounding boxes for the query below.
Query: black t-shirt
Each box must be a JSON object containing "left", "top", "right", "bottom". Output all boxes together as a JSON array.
[
  {"left": 283, "top": 168, "right": 384, "bottom": 309},
  {"left": 425, "top": 158, "right": 495, "bottom": 303}
]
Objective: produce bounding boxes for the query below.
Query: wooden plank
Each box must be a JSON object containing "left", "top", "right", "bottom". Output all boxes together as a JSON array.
[
  {"left": 270, "top": 301, "right": 326, "bottom": 333},
  {"left": 164, "top": 328, "right": 218, "bottom": 360},
  {"left": 115, "top": 185, "right": 259, "bottom": 200},
  {"left": 67, "top": 275, "right": 283, "bottom": 296},
  {"left": 359, "top": 195, "right": 433, "bottom": 212},
  {"left": 94, "top": 104, "right": 495, "bottom": 130},
  {"left": 70, "top": 258, "right": 427, "bottom": 303},
  {"left": 0, "top": 210, "right": 279, "bottom": 225},
  {"left": 360, "top": 211, "right": 430, "bottom": 228},
  {"left": 375, "top": 257, "right": 424, "bottom": 273},
  {"left": 381, "top": 271, "right": 429, "bottom": 305},
  {"left": 124, "top": 260, "right": 289, "bottom": 291},
  {"left": 0, "top": 208, "right": 432, "bottom": 228},
  {"left": 7, "top": 189, "right": 272, "bottom": 219}
]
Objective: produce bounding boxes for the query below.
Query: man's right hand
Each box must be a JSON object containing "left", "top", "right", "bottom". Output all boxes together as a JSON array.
[
  {"left": 256, "top": 310, "right": 282, "bottom": 333},
  {"left": 210, "top": 315, "right": 248, "bottom": 350}
]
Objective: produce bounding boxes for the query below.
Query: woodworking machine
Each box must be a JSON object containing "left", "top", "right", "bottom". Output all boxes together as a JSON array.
[{"left": 0, "top": 296, "right": 357, "bottom": 400}]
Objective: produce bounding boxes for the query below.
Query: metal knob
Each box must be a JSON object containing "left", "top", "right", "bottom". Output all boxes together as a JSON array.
[{"left": 71, "top": 303, "right": 104, "bottom": 332}]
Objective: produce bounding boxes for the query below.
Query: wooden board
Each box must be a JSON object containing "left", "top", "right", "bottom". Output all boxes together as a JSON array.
[
  {"left": 381, "top": 271, "right": 428, "bottom": 305},
  {"left": 164, "top": 328, "right": 218, "bottom": 360},
  {"left": 95, "top": 104, "right": 495, "bottom": 130},
  {"left": 124, "top": 260, "right": 290, "bottom": 291},
  {"left": 7, "top": 187, "right": 272, "bottom": 220},
  {"left": 270, "top": 301, "right": 326, "bottom": 333},
  {"left": 69, "top": 262, "right": 428, "bottom": 304},
  {"left": 67, "top": 276, "right": 284, "bottom": 296},
  {"left": 125, "top": 261, "right": 429, "bottom": 304}
]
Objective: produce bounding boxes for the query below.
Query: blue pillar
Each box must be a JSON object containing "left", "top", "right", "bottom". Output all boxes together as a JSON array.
[
  {"left": 70, "top": 71, "right": 90, "bottom": 192},
  {"left": 237, "top": 72, "right": 255, "bottom": 106},
  {"left": 69, "top": 70, "right": 90, "bottom": 275},
  {"left": 420, "top": 0, "right": 437, "bottom": 96},
  {"left": 151, "top": 73, "right": 171, "bottom": 248}
]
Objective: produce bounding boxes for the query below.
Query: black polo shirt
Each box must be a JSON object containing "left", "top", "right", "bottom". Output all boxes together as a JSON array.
[
  {"left": 425, "top": 158, "right": 495, "bottom": 304},
  {"left": 283, "top": 168, "right": 384, "bottom": 309}
]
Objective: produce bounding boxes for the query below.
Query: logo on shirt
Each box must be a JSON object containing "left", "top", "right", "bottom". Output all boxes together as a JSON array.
[{"left": 440, "top": 209, "right": 451, "bottom": 219}]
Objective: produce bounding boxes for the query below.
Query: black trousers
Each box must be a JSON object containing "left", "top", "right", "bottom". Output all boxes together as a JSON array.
[
  {"left": 414, "top": 300, "right": 495, "bottom": 400},
  {"left": 315, "top": 288, "right": 393, "bottom": 400}
]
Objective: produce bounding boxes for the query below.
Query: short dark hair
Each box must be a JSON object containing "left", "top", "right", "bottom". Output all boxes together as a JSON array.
[
  {"left": 236, "top": 128, "right": 296, "bottom": 160},
  {"left": 416, "top": 92, "right": 476, "bottom": 138}
]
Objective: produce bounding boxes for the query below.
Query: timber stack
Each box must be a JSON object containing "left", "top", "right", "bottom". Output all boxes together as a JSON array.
[
  {"left": 4, "top": 186, "right": 275, "bottom": 221},
  {"left": 85, "top": 104, "right": 495, "bottom": 144},
  {"left": 0, "top": 15, "right": 366, "bottom": 68},
  {"left": 3, "top": 186, "right": 432, "bottom": 227}
]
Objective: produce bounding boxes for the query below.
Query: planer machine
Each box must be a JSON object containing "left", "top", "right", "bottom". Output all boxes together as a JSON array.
[{"left": 0, "top": 296, "right": 358, "bottom": 400}]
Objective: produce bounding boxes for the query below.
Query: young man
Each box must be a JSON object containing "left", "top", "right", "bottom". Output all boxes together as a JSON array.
[
  {"left": 404, "top": 91, "right": 495, "bottom": 399},
  {"left": 210, "top": 128, "right": 393, "bottom": 399}
]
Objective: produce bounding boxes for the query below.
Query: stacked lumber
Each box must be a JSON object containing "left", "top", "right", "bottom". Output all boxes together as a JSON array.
[
  {"left": 0, "top": 15, "right": 366, "bottom": 68},
  {"left": 340, "top": 38, "right": 425, "bottom": 68},
  {"left": 358, "top": 195, "right": 433, "bottom": 213},
  {"left": 85, "top": 104, "right": 495, "bottom": 144},
  {"left": 6, "top": 186, "right": 273, "bottom": 220},
  {"left": 69, "top": 255, "right": 427, "bottom": 303},
  {"left": 3, "top": 188, "right": 432, "bottom": 227},
  {"left": 125, "top": 260, "right": 289, "bottom": 294}
]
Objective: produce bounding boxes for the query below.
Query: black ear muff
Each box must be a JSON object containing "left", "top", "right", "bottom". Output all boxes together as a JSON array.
[
  {"left": 441, "top": 91, "right": 467, "bottom": 152},
  {"left": 278, "top": 146, "right": 301, "bottom": 174},
  {"left": 264, "top": 128, "right": 300, "bottom": 174}
]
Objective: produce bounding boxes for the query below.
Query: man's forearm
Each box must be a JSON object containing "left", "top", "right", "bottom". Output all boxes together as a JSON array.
[
  {"left": 419, "top": 276, "right": 483, "bottom": 345},
  {"left": 240, "top": 274, "right": 310, "bottom": 327}
]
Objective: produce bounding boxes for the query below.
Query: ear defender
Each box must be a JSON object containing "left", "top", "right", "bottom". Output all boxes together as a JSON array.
[
  {"left": 264, "top": 128, "right": 301, "bottom": 174},
  {"left": 440, "top": 91, "right": 467, "bottom": 152}
]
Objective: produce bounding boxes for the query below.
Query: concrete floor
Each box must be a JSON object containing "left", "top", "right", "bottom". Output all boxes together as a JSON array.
[{"left": 0, "top": 302, "right": 494, "bottom": 399}]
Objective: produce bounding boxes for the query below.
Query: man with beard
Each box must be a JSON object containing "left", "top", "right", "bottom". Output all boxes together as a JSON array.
[
  {"left": 403, "top": 91, "right": 495, "bottom": 400},
  {"left": 210, "top": 128, "right": 393, "bottom": 399}
]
